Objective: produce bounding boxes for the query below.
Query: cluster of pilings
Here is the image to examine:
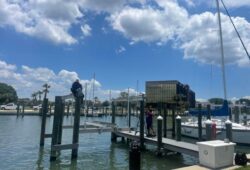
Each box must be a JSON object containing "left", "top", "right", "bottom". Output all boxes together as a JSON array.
[{"left": 39, "top": 96, "right": 81, "bottom": 161}]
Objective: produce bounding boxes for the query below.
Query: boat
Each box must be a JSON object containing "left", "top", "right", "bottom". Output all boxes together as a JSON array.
[
  {"left": 181, "top": 0, "right": 250, "bottom": 145},
  {"left": 181, "top": 118, "right": 250, "bottom": 145}
]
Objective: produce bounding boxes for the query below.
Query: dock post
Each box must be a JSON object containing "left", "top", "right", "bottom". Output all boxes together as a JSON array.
[
  {"left": 207, "top": 105, "right": 211, "bottom": 120},
  {"left": 157, "top": 115, "right": 163, "bottom": 156},
  {"left": 198, "top": 104, "right": 202, "bottom": 141},
  {"left": 22, "top": 104, "right": 25, "bottom": 117},
  {"left": 171, "top": 108, "right": 176, "bottom": 138},
  {"left": 71, "top": 96, "right": 81, "bottom": 159},
  {"left": 40, "top": 98, "right": 48, "bottom": 146},
  {"left": 234, "top": 108, "right": 239, "bottom": 123},
  {"left": 129, "top": 102, "right": 131, "bottom": 128},
  {"left": 163, "top": 105, "right": 167, "bottom": 138},
  {"left": 139, "top": 96, "right": 145, "bottom": 150},
  {"left": 225, "top": 120, "right": 232, "bottom": 142},
  {"left": 243, "top": 115, "right": 247, "bottom": 126},
  {"left": 57, "top": 102, "right": 64, "bottom": 145},
  {"left": 205, "top": 119, "right": 212, "bottom": 141},
  {"left": 111, "top": 101, "right": 117, "bottom": 142},
  {"left": 129, "top": 141, "right": 140, "bottom": 170},
  {"left": 50, "top": 96, "right": 62, "bottom": 161},
  {"left": 176, "top": 115, "right": 181, "bottom": 141},
  {"left": 49, "top": 105, "right": 52, "bottom": 115},
  {"left": 16, "top": 104, "right": 20, "bottom": 116},
  {"left": 67, "top": 104, "right": 70, "bottom": 117}
]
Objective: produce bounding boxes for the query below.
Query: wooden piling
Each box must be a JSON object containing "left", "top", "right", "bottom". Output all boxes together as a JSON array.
[
  {"left": 207, "top": 105, "right": 211, "bottom": 120},
  {"left": 16, "top": 104, "right": 20, "bottom": 116},
  {"left": 198, "top": 104, "right": 202, "bottom": 141},
  {"left": 234, "top": 108, "right": 239, "bottom": 123},
  {"left": 157, "top": 116, "right": 163, "bottom": 156},
  {"left": 205, "top": 119, "right": 212, "bottom": 141},
  {"left": 40, "top": 98, "right": 48, "bottom": 146},
  {"left": 111, "top": 101, "right": 117, "bottom": 142},
  {"left": 49, "top": 105, "right": 52, "bottom": 115},
  {"left": 50, "top": 96, "right": 62, "bottom": 161},
  {"left": 171, "top": 108, "right": 176, "bottom": 138},
  {"left": 176, "top": 115, "right": 181, "bottom": 141},
  {"left": 129, "top": 141, "right": 140, "bottom": 170},
  {"left": 225, "top": 120, "right": 232, "bottom": 142},
  {"left": 163, "top": 106, "right": 167, "bottom": 138},
  {"left": 128, "top": 102, "right": 131, "bottom": 128},
  {"left": 57, "top": 102, "right": 64, "bottom": 145},
  {"left": 67, "top": 104, "right": 70, "bottom": 117},
  {"left": 139, "top": 97, "right": 145, "bottom": 150},
  {"left": 22, "top": 104, "right": 25, "bottom": 117},
  {"left": 71, "top": 97, "right": 81, "bottom": 159},
  {"left": 243, "top": 115, "right": 247, "bottom": 126}
]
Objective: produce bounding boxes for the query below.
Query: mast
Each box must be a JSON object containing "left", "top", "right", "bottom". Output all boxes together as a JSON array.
[
  {"left": 216, "top": 0, "right": 227, "bottom": 100},
  {"left": 127, "top": 87, "right": 130, "bottom": 124},
  {"left": 92, "top": 73, "right": 95, "bottom": 115}
]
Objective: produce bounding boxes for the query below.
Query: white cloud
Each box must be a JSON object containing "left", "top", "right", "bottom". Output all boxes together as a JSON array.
[
  {"left": 108, "top": 0, "right": 250, "bottom": 67},
  {"left": 78, "top": 0, "right": 126, "bottom": 13},
  {"left": 184, "top": 0, "right": 195, "bottom": 7},
  {"left": 178, "top": 12, "right": 250, "bottom": 67},
  {"left": 116, "top": 46, "right": 126, "bottom": 54},
  {"left": 216, "top": 0, "right": 250, "bottom": 8},
  {"left": 0, "top": 59, "right": 129, "bottom": 101},
  {"left": 109, "top": 3, "right": 188, "bottom": 43},
  {"left": 0, "top": 60, "right": 16, "bottom": 71},
  {"left": 0, "top": 0, "right": 78, "bottom": 45},
  {"left": 81, "top": 24, "right": 92, "bottom": 37}
]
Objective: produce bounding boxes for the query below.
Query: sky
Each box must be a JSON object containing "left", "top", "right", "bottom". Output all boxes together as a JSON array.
[{"left": 0, "top": 0, "right": 250, "bottom": 102}]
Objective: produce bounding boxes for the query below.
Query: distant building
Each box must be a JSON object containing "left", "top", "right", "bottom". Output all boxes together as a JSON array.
[{"left": 145, "top": 80, "right": 195, "bottom": 108}]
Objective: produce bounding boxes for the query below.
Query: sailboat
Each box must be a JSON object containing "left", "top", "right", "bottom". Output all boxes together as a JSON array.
[{"left": 181, "top": 0, "right": 250, "bottom": 145}]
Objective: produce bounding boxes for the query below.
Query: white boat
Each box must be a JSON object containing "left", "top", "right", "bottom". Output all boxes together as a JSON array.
[{"left": 181, "top": 118, "right": 250, "bottom": 145}]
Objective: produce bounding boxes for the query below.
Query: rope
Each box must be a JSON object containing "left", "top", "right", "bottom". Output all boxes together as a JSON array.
[{"left": 220, "top": 0, "right": 250, "bottom": 60}]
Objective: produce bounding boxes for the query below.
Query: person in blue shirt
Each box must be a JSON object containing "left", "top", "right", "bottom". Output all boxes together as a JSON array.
[{"left": 71, "top": 79, "right": 84, "bottom": 103}]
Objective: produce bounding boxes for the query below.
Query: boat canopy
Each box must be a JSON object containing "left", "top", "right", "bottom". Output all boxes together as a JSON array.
[{"left": 188, "top": 100, "right": 230, "bottom": 116}]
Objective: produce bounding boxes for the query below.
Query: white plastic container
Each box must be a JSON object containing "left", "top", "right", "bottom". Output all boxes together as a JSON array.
[{"left": 197, "top": 140, "right": 235, "bottom": 169}]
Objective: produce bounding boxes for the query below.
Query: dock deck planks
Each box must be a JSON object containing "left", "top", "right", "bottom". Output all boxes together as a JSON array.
[{"left": 115, "top": 130, "right": 198, "bottom": 157}]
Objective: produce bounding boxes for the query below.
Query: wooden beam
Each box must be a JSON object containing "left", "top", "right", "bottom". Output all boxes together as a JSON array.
[
  {"left": 92, "top": 121, "right": 115, "bottom": 127},
  {"left": 45, "top": 133, "right": 52, "bottom": 138},
  {"left": 52, "top": 144, "right": 79, "bottom": 151},
  {"left": 79, "top": 127, "right": 112, "bottom": 133}
]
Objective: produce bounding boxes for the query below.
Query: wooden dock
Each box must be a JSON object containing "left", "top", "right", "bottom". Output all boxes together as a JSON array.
[{"left": 115, "top": 130, "right": 198, "bottom": 157}]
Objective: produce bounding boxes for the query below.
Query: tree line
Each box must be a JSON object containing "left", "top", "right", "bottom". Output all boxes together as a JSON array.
[{"left": 1, "top": 82, "right": 250, "bottom": 107}]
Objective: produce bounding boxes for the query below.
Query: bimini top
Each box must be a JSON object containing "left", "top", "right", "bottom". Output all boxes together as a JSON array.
[{"left": 188, "top": 100, "right": 230, "bottom": 116}]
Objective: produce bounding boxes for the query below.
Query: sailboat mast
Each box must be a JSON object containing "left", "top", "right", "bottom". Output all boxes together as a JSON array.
[{"left": 216, "top": 0, "right": 227, "bottom": 100}]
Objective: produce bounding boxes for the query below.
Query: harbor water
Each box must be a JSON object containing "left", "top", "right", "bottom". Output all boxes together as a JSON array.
[{"left": 0, "top": 115, "right": 249, "bottom": 170}]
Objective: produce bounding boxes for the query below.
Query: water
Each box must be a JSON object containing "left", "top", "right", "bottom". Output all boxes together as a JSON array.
[{"left": 0, "top": 115, "right": 248, "bottom": 170}]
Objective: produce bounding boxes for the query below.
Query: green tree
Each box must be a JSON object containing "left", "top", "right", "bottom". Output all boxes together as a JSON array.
[
  {"left": 102, "top": 100, "right": 110, "bottom": 107},
  {"left": 0, "top": 82, "right": 18, "bottom": 104},
  {"left": 236, "top": 99, "right": 250, "bottom": 106},
  {"left": 208, "top": 98, "right": 224, "bottom": 105}
]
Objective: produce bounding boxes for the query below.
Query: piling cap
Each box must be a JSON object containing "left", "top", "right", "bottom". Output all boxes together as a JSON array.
[
  {"left": 225, "top": 119, "right": 232, "bottom": 124},
  {"left": 157, "top": 115, "right": 163, "bottom": 120},
  {"left": 205, "top": 119, "right": 212, "bottom": 124},
  {"left": 176, "top": 115, "right": 181, "bottom": 119}
]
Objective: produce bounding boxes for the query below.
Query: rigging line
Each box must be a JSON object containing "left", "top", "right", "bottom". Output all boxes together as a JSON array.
[{"left": 220, "top": 0, "right": 250, "bottom": 60}]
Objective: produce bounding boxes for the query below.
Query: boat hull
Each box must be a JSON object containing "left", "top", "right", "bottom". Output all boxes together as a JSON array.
[{"left": 181, "top": 125, "right": 250, "bottom": 145}]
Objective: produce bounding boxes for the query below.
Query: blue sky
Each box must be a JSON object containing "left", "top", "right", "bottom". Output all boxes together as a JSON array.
[{"left": 0, "top": 0, "right": 249, "bottom": 101}]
